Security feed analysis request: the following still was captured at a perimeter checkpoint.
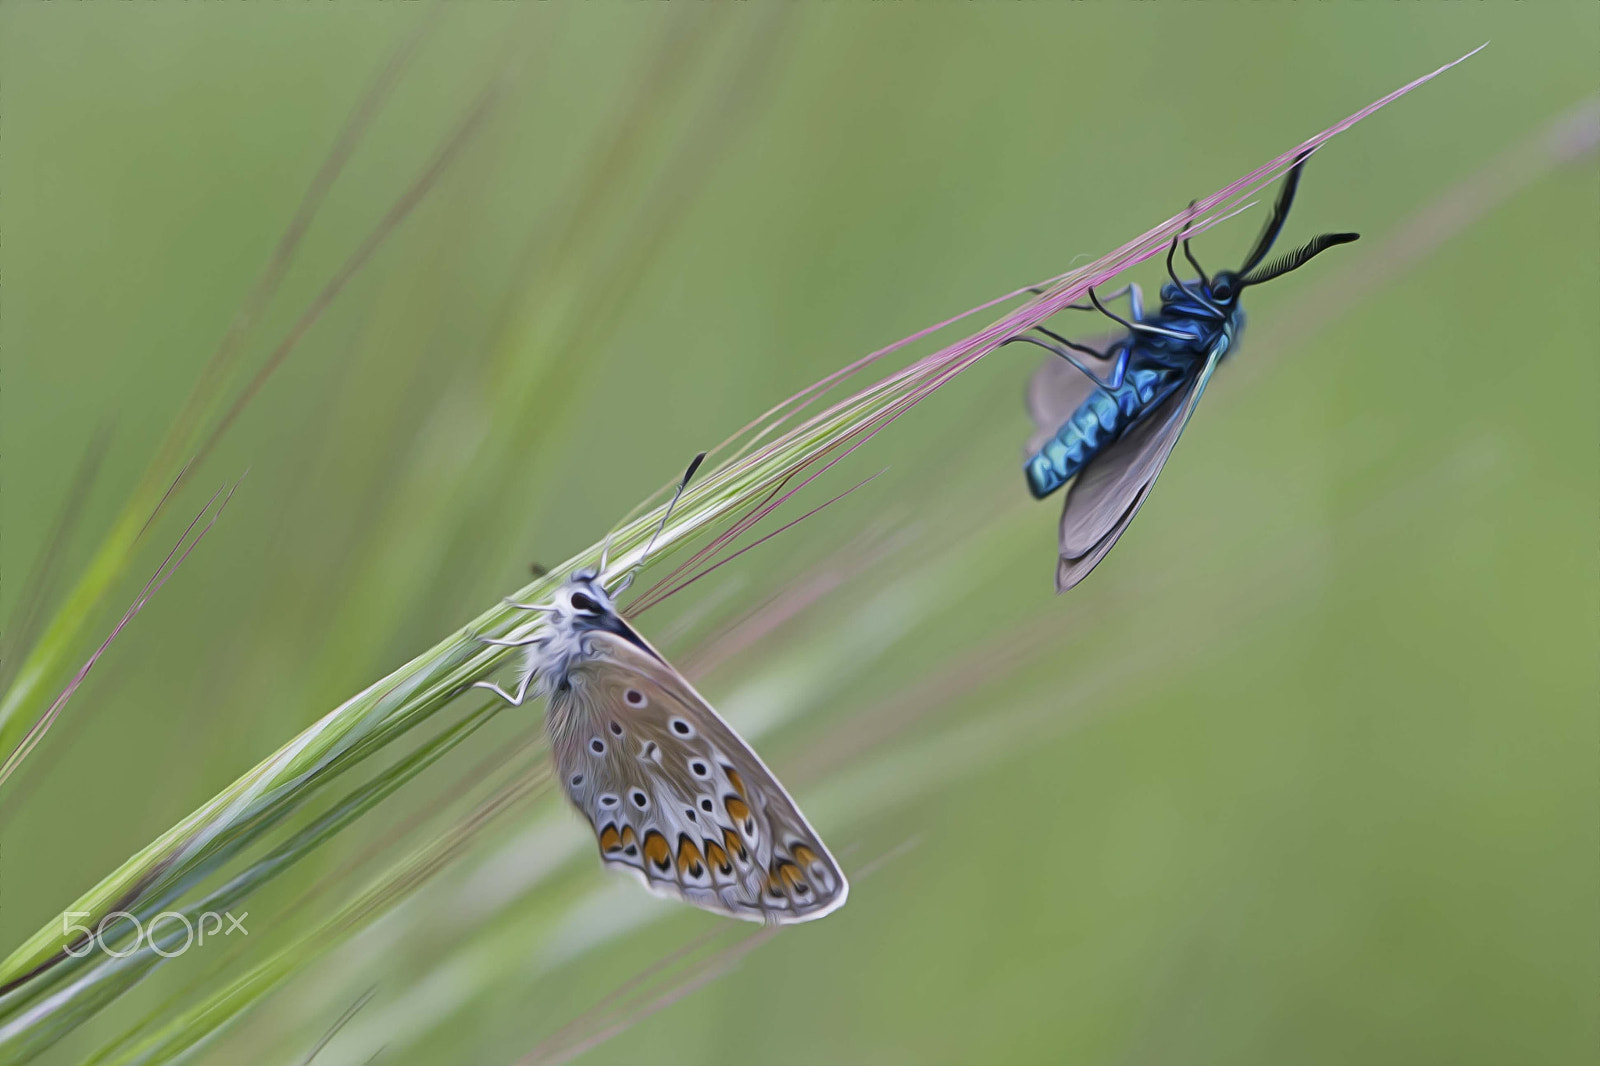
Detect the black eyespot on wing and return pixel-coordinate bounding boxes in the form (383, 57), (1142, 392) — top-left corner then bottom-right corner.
(590, 738), (606, 755)
(609, 721), (623, 736)
(630, 790), (649, 809)
(690, 760), (708, 777)
(685, 807), (697, 821)
(598, 793), (619, 809)
(570, 774), (584, 787)
(625, 689), (646, 707)
(700, 798), (713, 812)
(671, 719), (692, 736)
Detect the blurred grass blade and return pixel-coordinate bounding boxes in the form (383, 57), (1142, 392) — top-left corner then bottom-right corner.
(185, 14), (439, 430)
(0, 480), (239, 793)
(81, 745), (548, 1066)
(188, 71), (504, 475)
(0, 699), (503, 1062)
(523, 928), (781, 1066)
(525, 836), (923, 1064)
(298, 988), (377, 1066)
(288, 12), (765, 704)
(0, 14), (478, 767)
(0, 423), (112, 695)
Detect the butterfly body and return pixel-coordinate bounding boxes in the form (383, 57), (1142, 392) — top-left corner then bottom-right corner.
(1015, 155), (1357, 591)
(480, 569), (848, 924)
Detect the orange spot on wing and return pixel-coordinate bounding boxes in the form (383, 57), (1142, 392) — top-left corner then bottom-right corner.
(598, 825), (622, 853)
(725, 796), (750, 824)
(620, 826), (638, 848)
(792, 845), (819, 867)
(704, 840), (731, 874)
(773, 860), (811, 897)
(676, 835), (706, 879)
(723, 827), (748, 863)
(724, 767), (746, 797)
(643, 830), (672, 872)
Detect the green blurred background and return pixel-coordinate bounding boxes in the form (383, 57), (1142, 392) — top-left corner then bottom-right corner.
(2, 3), (1595, 1064)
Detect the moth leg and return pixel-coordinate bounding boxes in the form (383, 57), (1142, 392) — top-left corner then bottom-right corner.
(1087, 286), (1189, 341)
(1166, 209), (1225, 315)
(1062, 283), (1144, 319)
(1000, 329), (1130, 391)
(1025, 282), (1141, 315)
(472, 673), (533, 706)
(1035, 325), (1132, 389)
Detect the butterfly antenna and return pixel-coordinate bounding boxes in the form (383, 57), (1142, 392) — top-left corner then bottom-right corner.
(610, 451), (706, 596)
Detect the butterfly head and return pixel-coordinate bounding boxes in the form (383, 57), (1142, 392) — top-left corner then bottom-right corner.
(558, 569), (618, 626)
(525, 570), (629, 686)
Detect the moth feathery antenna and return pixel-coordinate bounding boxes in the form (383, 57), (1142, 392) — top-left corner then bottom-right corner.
(1237, 231), (1360, 288)
(1237, 149), (1312, 276)
(609, 451), (706, 597)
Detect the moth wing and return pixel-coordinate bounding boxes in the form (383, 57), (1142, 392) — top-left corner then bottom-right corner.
(1054, 350), (1222, 593)
(549, 629), (847, 924)
(1023, 338), (1119, 456)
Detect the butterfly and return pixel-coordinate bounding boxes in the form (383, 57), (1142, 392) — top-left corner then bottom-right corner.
(1013, 153), (1359, 592)
(473, 456), (847, 924)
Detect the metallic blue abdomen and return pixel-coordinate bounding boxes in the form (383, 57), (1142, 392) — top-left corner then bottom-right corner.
(1025, 364), (1187, 499)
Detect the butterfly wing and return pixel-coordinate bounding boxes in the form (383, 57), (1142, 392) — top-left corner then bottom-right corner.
(1053, 350), (1222, 593)
(547, 629), (847, 924)
(1023, 339), (1119, 456)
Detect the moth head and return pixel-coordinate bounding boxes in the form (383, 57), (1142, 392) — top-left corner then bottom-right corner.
(1206, 270), (1241, 308)
(1164, 155), (1356, 323)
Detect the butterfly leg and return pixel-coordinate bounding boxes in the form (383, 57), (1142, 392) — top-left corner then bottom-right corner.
(472, 672), (534, 706)
(504, 597), (557, 612)
(479, 634), (543, 647)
